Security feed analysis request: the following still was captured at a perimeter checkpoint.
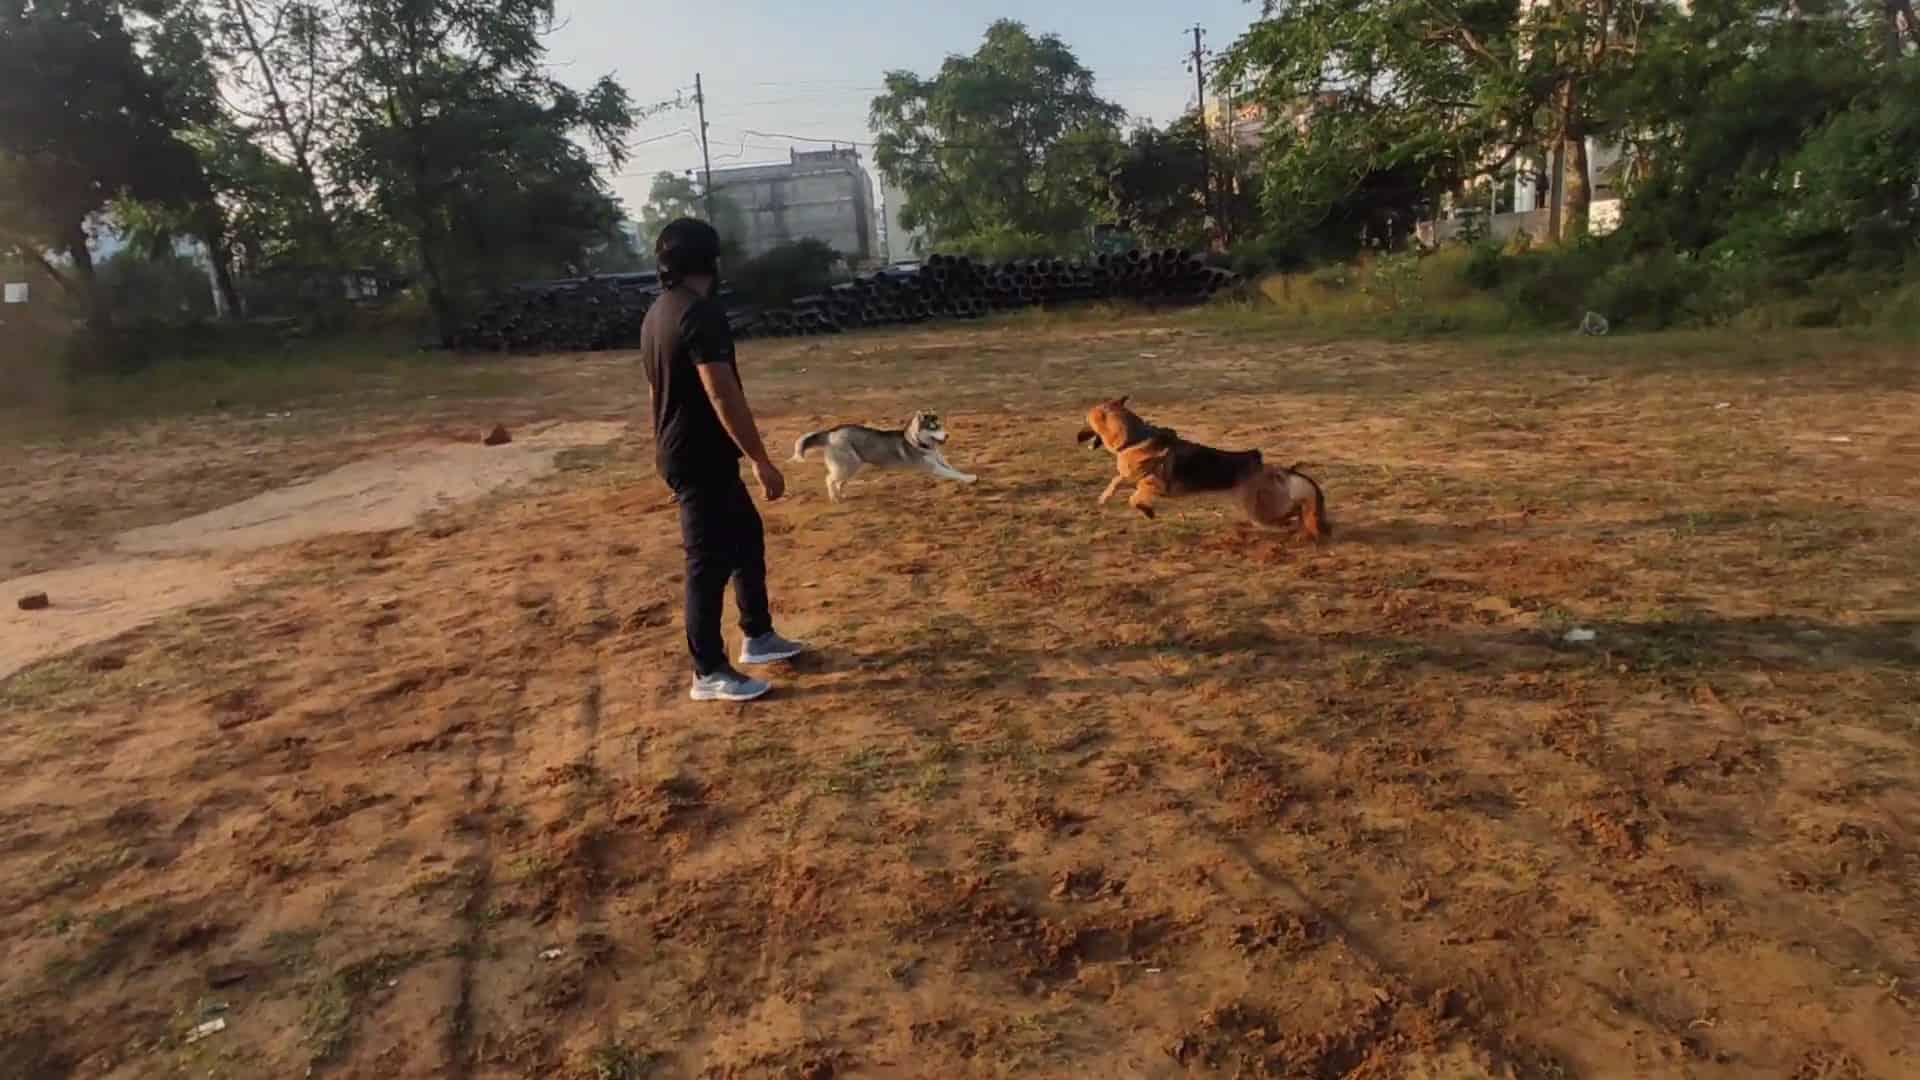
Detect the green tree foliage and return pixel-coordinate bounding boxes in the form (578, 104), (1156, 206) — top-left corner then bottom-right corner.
(636, 172), (747, 260)
(1219, 0), (1541, 255)
(331, 0), (639, 342)
(0, 0), (205, 327)
(1219, 0), (1665, 252)
(1102, 112), (1258, 250)
(870, 19), (1124, 251)
(1609, 0), (1916, 279)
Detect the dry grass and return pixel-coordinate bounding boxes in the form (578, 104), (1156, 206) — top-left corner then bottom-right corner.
(1, 313), (1917, 1078)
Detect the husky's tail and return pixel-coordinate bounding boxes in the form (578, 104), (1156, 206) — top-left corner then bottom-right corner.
(1241, 462), (1332, 541)
(791, 430), (830, 462)
(1290, 465), (1332, 541)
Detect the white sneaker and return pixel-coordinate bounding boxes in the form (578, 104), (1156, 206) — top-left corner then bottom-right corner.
(738, 631), (807, 666)
(689, 670), (771, 702)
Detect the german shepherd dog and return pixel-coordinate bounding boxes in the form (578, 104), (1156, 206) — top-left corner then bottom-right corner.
(1077, 397), (1331, 540)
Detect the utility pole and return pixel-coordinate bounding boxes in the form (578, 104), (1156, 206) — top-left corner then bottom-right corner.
(1189, 25), (1215, 246)
(694, 73), (715, 222)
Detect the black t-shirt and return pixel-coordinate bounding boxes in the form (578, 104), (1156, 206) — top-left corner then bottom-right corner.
(641, 285), (742, 487)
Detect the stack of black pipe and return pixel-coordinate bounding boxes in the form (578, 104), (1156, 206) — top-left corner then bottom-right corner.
(449, 250), (1237, 351)
(446, 272), (662, 353)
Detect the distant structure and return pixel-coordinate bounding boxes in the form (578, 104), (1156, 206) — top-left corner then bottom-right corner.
(706, 147), (879, 265)
(1202, 96), (1270, 150)
(879, 175), (925, 264)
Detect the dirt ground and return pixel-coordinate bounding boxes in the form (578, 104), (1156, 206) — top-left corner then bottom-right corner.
(2, 317), (1917, 1079)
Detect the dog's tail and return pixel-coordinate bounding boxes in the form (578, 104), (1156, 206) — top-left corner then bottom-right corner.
(1289, 465), (1332, 541)
(791, 429), (829, 462)
(1241, 463), (1332, 541)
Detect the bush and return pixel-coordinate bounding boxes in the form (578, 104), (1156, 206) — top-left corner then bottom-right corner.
(728, 240), (842, 306)
(1497, 241), (1616, 327)
(945, 225), (1062, 263)
(1308, 264), (1354, 292)
(1582, 252), (1713, 330)
(1226, 233), (1306, 279)
(1461, 242), (1503, 290)
(96, 252), (216, 325)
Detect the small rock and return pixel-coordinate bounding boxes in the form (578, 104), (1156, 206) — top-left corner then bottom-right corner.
(17, 592), (50, 611)
(184, 1017), (226, 1044)
(484, 424), (513, 446)
(539, 947), (564, 961)
(513, 586), (553, 609)
(1564, 628), (1598, 644)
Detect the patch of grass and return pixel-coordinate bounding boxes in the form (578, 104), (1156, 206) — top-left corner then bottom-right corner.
(977, 721), (1048, 782)
(265, 928), (322, 975)
(555, 444), (619, 473)
(406, 865), (483, 901)
(35, 844), (142, 901)
(585, 1040), (665, 1079)
(819, 746), (900, 798)
(302, 950), (424, 1065)
(41, 903), (163, 989)
(0, 659), (93, 712)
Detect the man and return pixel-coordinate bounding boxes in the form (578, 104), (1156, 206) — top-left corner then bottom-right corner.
(642, 218), (806, 702)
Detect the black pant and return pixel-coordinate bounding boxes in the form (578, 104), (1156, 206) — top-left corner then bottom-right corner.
(673, 474), (772, 677)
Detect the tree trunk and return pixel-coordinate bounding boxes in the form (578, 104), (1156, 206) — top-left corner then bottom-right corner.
(1561, 76), (1591, 241)
(417, 235), (454, 347)
(64, 222), (112, 330)
(1547, 137), (1564, 244)
(1884, 0), (1918, 59)
(1565, 134), (1591, 240)
(198, 212), (245, 321)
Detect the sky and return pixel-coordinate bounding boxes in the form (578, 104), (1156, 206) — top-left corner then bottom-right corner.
(545, 1), (1265, 217)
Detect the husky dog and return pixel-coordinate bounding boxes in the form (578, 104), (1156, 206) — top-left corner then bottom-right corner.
(791, 410), (978, 501)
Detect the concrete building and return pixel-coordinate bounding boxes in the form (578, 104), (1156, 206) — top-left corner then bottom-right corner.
(706, 147), (879, 264)
(1202, 97), (1271, 150)
(879, 176), (926, 264)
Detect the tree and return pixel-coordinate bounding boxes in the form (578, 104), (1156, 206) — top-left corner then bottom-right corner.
(1219, 0), (1541, 252)
(0, 0), (204, 327)
(200, 0), (358, 313)
(1608, 0), (1913, 273)
(870, 19), (1124, 251)
(636, 172), (746, 260)
(132, 0), (248, 319)
(1102, 113), (1258, 249)
(1219, 0), (1666, 248)
(332, 0), (638, 342)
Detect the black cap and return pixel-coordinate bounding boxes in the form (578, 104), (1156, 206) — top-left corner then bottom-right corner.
(655, 217), (721, 285)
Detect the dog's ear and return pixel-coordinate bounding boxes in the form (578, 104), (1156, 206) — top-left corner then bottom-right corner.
(1116, 395), (1130, 407)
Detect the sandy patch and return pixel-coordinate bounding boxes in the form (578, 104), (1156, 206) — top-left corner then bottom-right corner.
(115, 420), (625, 556)
(1, 419), (624, 677)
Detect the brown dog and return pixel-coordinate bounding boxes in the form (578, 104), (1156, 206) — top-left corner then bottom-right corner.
(1076, 397), (1331, 540)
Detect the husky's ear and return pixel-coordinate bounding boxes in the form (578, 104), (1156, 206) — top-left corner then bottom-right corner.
(1116, 395), (1130, 407)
